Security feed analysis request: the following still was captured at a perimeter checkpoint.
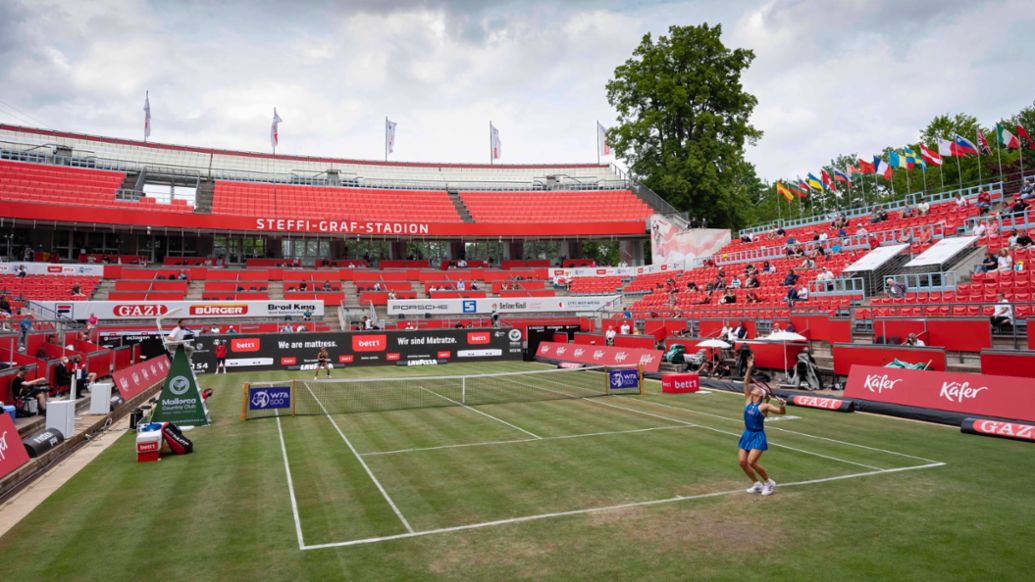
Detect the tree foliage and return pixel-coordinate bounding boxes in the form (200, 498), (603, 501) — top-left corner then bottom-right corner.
(606, 24), (761, 229)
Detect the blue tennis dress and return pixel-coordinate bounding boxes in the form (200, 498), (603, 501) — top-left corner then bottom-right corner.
(738, 402), (768, 451)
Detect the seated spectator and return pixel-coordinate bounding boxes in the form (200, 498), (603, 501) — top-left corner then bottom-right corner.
(955, 193), (968, 209)
(997, 248), (1014, 273)
(776, 227), (786, 236)
(977, 251), (999, 273)
(763, 260), (776, 274)
(884, 278), (906, 299)
(236, 285), (245, 292)
(227, 325), (238, 334)
(902, 205), (915, 218)
(977, 190), (992, 213)
(785, 286), (800, 306)
(298, 281), (308, 292)
(729, 276), (742, 289)
(800, 257), (816, 270)
(686, 281), (698, 291)
(745, 274), (759, 288)
(782, 269), (799, 286)
(917, 200), (931, 215)
(991, 293), (1014, 331)
(1016, 230), (1034, 248)
(972, 221), (988, 238)
(796, 284), (809, 302)
(727, 321), (748, 341)
(855, 225), (869, 237)
(323, 281), (332, 291)
(16, 264), (27, 278)
(280, 323), (293, 332)
(1020, 178), (1035, 200)
(720, 290), (737, 304)
(605, 326), (616, 346)
(13, 367), (49, 412)
(1012, 196), (1029, 215)
(302, 309), (312, 322)
(0, 295), (11, 315)
(745, 290), (762, 304)
(71, 284), (86, 297)
(902, 333), (925, 347)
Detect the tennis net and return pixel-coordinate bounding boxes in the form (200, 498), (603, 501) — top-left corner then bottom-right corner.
(242, 365), (637, 419)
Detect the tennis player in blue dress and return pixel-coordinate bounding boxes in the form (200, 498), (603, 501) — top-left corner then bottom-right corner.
(739, 355), (786, 496)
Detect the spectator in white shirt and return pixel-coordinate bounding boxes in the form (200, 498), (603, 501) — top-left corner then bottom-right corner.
(955, 194), (967, 208)
(619, 322), (631, 335)
(991, 293), (1014, 331)
(166, 319), (194, 356)
(997, 249), (1014, 273)
(973, 222), (987, 238)
(605, 326), (617, 346)
(902, 333), (925, 347)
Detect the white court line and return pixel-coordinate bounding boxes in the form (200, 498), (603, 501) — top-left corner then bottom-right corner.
(300, 461), (945, 551)
(304, 382), (415, 533)
(638, 392), (943, 465)
(276, 412), (306, 550)
(419, 386), (542, 439)
(362, 423), (694, 457)
(519, 375), (886, 472)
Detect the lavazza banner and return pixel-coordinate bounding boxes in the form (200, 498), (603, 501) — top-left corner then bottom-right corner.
(386, 295), (620, 316)
(845, 365), (1035, 423)
(35, 300), (324, 320)
(190, 328), (523, 373)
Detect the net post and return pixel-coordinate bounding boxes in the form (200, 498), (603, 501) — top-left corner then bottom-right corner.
(241, 383), (249, 421)
(604, 366), (610, 396)
(462, 376), (466, 404)
(638, 364), (644, 395)
(291, 379), (297, 417)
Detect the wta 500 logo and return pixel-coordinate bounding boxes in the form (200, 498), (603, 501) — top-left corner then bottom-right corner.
(862, 374), (903, 394)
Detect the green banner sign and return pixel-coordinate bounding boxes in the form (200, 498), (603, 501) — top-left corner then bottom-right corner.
(151, 346), (209, 426)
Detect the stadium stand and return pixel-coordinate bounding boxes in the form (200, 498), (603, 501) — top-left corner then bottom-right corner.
(460, 190), (652, 223)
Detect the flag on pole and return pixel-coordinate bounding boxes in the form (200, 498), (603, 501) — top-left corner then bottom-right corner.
(143, 91), (151, 140)
(903, 146), (923, 169)
(490, 122), (502, 160)
(833, 167), (850, 184)
(953, 134), (980, 156)
(596, 122), (612, 157)
(977, 129), (992, 155)
(271, 108), (283, 149)
(846, 164), (861, 177)
(937, 138), (955, 158)
(888, 150), (907, 169)
(996, 123), (1020, 149)
(385, 118), (397, 154)
(806, 173), (825, 191)
(1017, 124), (1034, 149)
(795, 176), (811, 197)
(918, 143), (943, 166)
(821, 169), (837, 191)
(858, 158), (875, 174)
(873, 156), (893, 180)
(776, 181), (794, 202)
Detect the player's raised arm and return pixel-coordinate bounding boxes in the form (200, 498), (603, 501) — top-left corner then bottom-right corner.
(763, 396), (787, 416)
(743, 354), (754, 399)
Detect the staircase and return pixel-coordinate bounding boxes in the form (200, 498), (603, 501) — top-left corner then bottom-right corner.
(448, 190), (475, 223)
(267, 281), (285, 299)
(185, 281), (204, 300)
(91, 279), (115, 300)
(118, 171), (142, 199)
(194, 180), (215, 213)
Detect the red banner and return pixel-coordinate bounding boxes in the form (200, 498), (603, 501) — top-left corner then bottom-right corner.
(535, 341), (662, 372)
(0, 412), (31, 480)
(112, 357), (170, 401)
(962, 418), (1035, 443)
(845, 365), (1035, 423)
(661, 373), (699, 393)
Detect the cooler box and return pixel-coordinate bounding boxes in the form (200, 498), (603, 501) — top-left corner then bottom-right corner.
(46, 400), (76, 439)
(89, 382), (113, 415)
(136, 427), (163, 463)
(662, 373), (700, 394)
(3, 404), (15, 424)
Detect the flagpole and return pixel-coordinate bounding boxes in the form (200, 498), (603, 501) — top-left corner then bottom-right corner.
(385, 116), (388, 162)
(995, 126), (1004, 184)
(955, 153), (963, 190)
(975, 129), (984, 188)
(596, 121), (600, 165)
(489, 121), (493, 165)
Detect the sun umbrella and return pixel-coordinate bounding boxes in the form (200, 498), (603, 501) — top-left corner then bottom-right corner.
(697, 338), (732, 349)
(760, 330), (807, 374)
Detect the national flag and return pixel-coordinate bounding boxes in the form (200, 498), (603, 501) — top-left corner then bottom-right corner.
(903, 146), (923, 169)
(143, 91), (151, 140)
(938, 138), (954, 158)
(846, 164), (861, 177)
(806, 173), (826, 191)
(490, 122), (502, 160)
(888, 150), (908, 169)
(821, 169), (836, 191)
(953, 134), (980, 156)
(977, 129), (992, 155)
(776, 181), (794, 202)
(858, 158), (875, 174)
(271, 108), (283, 149)
(1017, 124), (1034, 149)
(996, 123), (1020, 149)
(795, 176), (811, 197)
(788, 182), (808, 198)
(833, 168), (850, 184)
(385, 118), (397, 154)
(597, 122), (612, 157)
(873, 156), (893, 180)
(918, 143), (943, 166)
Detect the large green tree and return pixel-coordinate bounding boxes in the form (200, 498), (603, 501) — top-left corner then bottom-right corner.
(606, 24), (761, 229)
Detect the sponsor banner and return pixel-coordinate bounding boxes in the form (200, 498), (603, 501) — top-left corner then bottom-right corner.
(661, 373), (699, 394)
(150, 345), (209, 426)
(396, 359), (447, 367)
(387, 295), (620, 316)
(248, 386), (292, 411)
(0, 413), (32, 480)
(787, 394), (854, 412)
(190, 328), (521, 372)
(845, 365), (1035, 423)
(0, 261), (104, 277)
(649, 216), (731, 266)
(609, 368), (641, 391)
(112, 356), (171, 401)
(535, 341), (662, 373)
(548, 263), (687, 280)
(961, 417), (1035, 444)
(36, 300), (324, 321)
(97, 330), (167, 359)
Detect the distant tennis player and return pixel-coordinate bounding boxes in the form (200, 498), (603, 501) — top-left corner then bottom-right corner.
(314, 346), (331, 380)
(739, 355), (786, 496)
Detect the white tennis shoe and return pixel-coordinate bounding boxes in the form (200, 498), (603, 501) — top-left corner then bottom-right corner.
(746, 481), (763, 494)
(761, 479), (776, 496)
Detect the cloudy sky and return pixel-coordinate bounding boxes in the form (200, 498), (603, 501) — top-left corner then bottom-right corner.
(0, 0), (1032, 181)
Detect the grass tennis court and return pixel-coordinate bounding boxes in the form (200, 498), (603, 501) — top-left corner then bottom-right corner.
(1, 361), (1032, 580)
